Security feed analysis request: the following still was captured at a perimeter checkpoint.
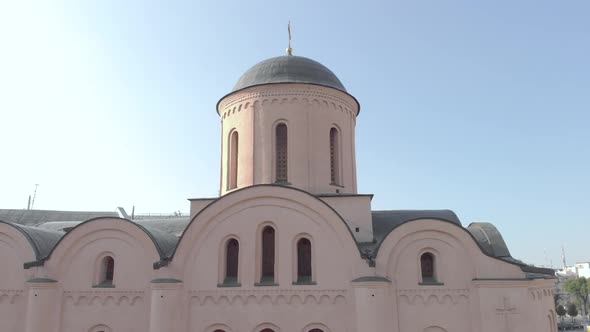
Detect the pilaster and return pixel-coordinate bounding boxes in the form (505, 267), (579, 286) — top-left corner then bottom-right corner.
(149, 278), (184, 332)
(24, 278), (61, 332)
(352, 276), (396, 332)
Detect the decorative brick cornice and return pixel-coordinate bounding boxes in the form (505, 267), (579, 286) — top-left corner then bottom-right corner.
(189, 288), (348, 306)
(397, 288), (470, 305)
(218, 86), (358, 120)
(63, 290), (145, 306)
(0, 289), (24, 304)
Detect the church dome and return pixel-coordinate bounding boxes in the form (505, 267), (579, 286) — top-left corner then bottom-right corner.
(232, 55), (347, 92)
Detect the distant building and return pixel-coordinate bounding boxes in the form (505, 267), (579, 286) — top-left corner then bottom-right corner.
(0, 50), (556, 332)
(575, 262), (590, 278)
(556, 262), (590, 279)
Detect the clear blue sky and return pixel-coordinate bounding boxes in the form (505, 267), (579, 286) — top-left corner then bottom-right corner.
(1, 1), (588, 267)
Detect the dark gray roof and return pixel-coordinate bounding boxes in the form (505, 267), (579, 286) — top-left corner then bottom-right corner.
(37, 217), (190, 237)
(232, 55), (347, 92)
(15, 217), (182, 266)
(466, 222), (511, 257)
(465, 223), (554, 276)
(41, 218), (180, 261)
(0, 220), (64, 261)
(136, 224), (179, 259)
(360, 210), (462, 257)
(36, 221), (81, 232)
(133, 217), (190, 237)
(0, 209), (118, 226)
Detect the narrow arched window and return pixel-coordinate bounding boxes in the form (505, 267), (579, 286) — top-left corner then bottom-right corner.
(261, 226), (275, 284)
(105, 257), (114, 282)
(213, 330), (226, 332)
(261, 329), (275, 332)
(224, 239), (239, 285)
(297, 238), (312, 284)
(309, 329), (324, 332)
(329, 127), (340, 184)
(228, 130), (239, 190)
(95, 256), (115, 287)
(275, 123), (288, 182)
(420, 252), (435, 283)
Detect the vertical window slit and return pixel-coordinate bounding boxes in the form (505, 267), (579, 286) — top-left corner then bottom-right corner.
(228, 130), (239, 190)
(330, 127), (340, 184)
(276, 123), (288, 182)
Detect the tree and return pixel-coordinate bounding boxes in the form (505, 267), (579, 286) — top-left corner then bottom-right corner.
(556, 304), (567, 320)
(567, 303), (578, 322)
(564, 277), (589, 317)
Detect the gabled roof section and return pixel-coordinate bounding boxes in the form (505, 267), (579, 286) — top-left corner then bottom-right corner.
(0, 220), (64, 261)
(37, 217), (190, 237)
(360, 210), (461, 258)
(0, 209), (118, 226)
(357, 211), (553, 278)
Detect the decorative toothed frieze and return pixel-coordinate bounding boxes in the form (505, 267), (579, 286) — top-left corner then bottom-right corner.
(63, 290), (145, 306)
(0, 289), (24, 304)
(219, 88), (357, 120)
(397, 288), (470, 305)
(189, 288), (348, 306)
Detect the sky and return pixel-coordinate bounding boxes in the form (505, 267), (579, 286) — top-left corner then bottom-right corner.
(0, 1), (588, 267)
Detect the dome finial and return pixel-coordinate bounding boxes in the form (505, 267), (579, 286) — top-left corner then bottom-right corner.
(286, 21), (293, 56)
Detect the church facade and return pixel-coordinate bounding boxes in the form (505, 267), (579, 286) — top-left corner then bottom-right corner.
(0, 53), (556, 332)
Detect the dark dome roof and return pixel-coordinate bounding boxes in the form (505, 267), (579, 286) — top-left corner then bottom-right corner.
(232, 55), (347, 92)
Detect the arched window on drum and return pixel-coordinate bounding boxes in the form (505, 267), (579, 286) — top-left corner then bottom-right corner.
(329, 127), (341, 185)
(227, 130), (239, 190)
(275, 123), (288, 183)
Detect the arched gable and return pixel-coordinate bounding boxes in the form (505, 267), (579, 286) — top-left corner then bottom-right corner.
(374, 219), (524, 284)
(172, 185), (363, 287)
(0, 220), (41, 266)
(0, 220), (63, 265)
(0, 221), (38, 332)
(43, 217), (167, 287)
(45, 217), (177, 263)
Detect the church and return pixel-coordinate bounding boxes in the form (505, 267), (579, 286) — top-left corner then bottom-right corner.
(0, 48), (556, 332)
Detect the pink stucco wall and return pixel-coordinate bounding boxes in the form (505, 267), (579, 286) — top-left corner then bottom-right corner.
(0, 187), (556, 332)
